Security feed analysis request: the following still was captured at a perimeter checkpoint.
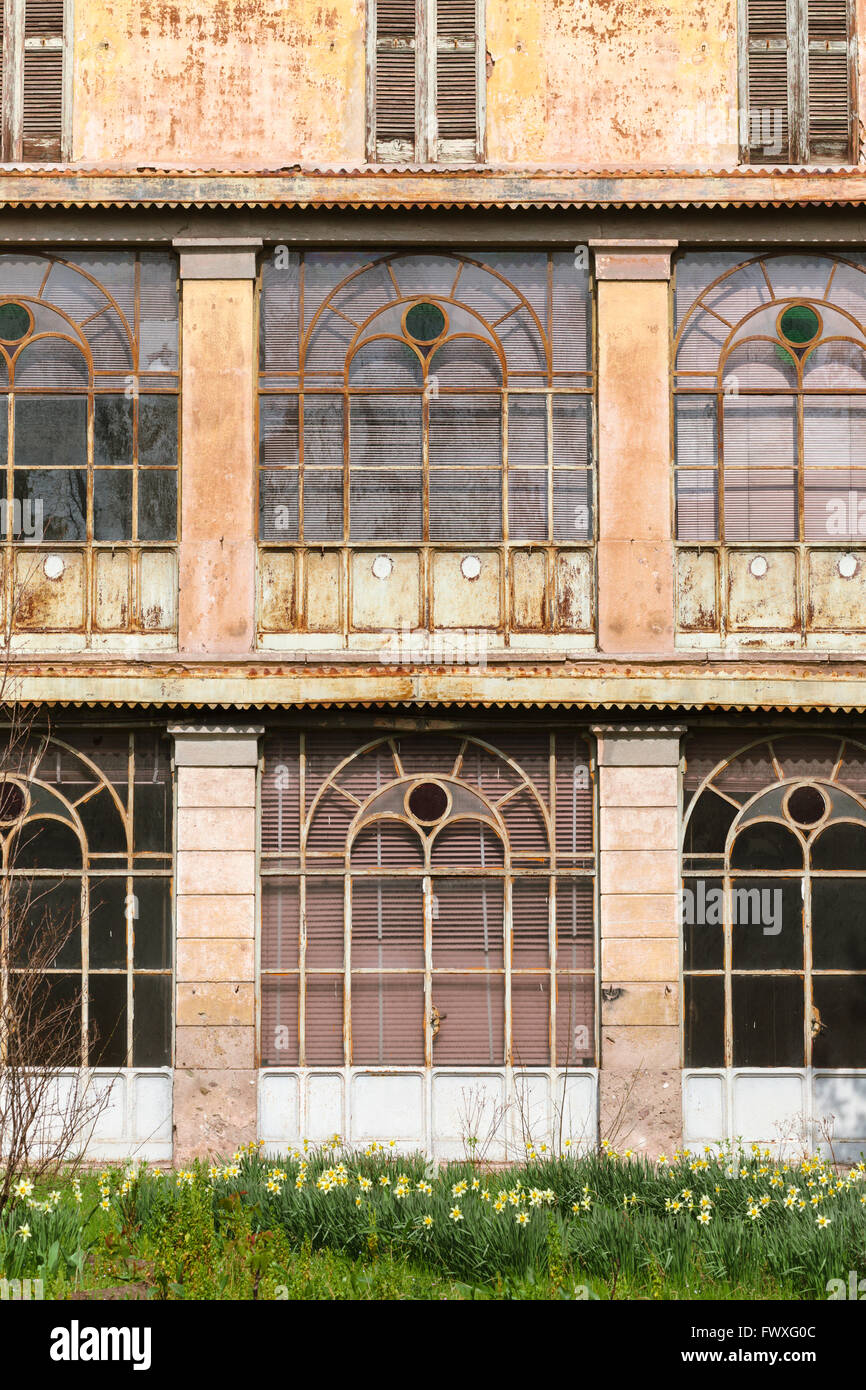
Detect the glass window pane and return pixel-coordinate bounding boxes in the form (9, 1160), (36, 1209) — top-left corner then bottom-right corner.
(682, 876), (724, 969)
(259, 470), (298, 541)
(14, 468), (86, 541)
(94, 395), (133, 467)
(133, 974), (172, 1066)
(430, 975), (504, 1065)
(811, 976), (866, 1067)
(731, 878), (802, 969)
(684, 790), (738, 855)
(305, 975), (344, 1064)
(132, 877), (172, 970)
(93, 469), (133, 541)
(351, 974), (424, 1064)
(14, 397), (86, 469)
(88, 973), (127, 1066)
(555, 973), (594, 1066)
(684, 974), (724, 1067)
(76, 783), (128, 854)
(9, 971), (80, 1066)
(732, 974), (804, 1067)
(138, 396), (178, 467)
(261, 976), (299, 1065)
(512, 975), (550, 1065)
(88, 877), (128, 969)
(730, 822), (803, 870)
(10, 876), (82, 968)
(137, 470), (177, 540)
(811, 878), (866, 970)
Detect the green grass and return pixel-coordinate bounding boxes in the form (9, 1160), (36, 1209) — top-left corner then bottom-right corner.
(1, 1139), (864, 1300)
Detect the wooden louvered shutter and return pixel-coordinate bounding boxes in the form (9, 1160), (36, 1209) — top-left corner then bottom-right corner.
(742, 0), (792, 161)
(434, 0), (482, 162)
(806, 0), (853, 160)
(1, 0), (66, 160)
(22, 0), (64, 160)
(369, 0), (419, 161)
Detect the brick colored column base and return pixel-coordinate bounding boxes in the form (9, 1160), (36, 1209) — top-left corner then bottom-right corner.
(595, 724), (684, 1156)
(170, 725), (261, 1161)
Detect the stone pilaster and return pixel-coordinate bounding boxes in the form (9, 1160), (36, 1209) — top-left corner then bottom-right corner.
(594, 724), (683, 1155)
(170, 724), (262, 1160)
(591, 240), (677, 654)
(174, 239), (261, 655)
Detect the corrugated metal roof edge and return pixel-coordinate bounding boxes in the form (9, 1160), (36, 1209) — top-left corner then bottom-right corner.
(11, 697), (866, 715)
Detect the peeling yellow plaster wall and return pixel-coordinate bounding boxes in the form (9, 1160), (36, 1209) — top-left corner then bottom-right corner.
(73, 0), (366, 167)
(487, 0), (739, 168)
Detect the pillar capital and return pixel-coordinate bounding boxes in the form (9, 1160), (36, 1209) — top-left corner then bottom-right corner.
(589, 239), (677, 281)
(172, 237), (263, 280)
(169, 725), (263, 766)
(592, 725), (685, 767)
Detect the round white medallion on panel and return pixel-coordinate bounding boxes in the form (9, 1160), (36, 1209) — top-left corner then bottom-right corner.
(838, 553), (858, 579)
(749, 555), (768, 578)
(43, 555), (64, 580)
(461, 554), (482, 580)
(371, 554), (393, 581)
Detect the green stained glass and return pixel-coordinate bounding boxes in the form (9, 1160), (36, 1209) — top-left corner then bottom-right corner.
(405, 302), (446, 343)
(0, 303), (31, 342)
(779, 304), (820, 344)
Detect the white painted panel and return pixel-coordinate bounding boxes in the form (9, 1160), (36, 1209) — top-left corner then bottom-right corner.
(82, 1073), (126, 1143)
(732, 1072), (806, 1144)
(133, 1073), (172, 1144)
(306, 1072), (344, 1140)
(351, 1073), (425, 1142)
(259, 1071), (300, 1146)
(683, 1072), (725, 1144)
(431, 1072), (507, 1160)
(813, 1073), (866, 1144)
(512, 1072), (550, 1151)
(560, 1074), (598, 1150)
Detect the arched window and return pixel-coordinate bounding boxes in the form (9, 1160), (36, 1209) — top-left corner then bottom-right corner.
(257, 250), (594, 637)
(0, 729), (173, 1067)
(0, 252), (179, 638)
(260, 727), (596, 1069)
(674, 253), (866, 547)
(682, 732), (866, 1070)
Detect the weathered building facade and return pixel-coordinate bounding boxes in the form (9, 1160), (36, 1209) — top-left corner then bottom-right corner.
(1, 0), (866, 1162)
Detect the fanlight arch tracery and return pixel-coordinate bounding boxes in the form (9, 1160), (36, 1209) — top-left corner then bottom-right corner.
(261, 728), (597, 1070)
(258, 250), (594, 546)
(0, 729), (173, 1068)
(682, 732), (866, 1070)
(674, 253), (866, 545)
(0, 251), (179, 572)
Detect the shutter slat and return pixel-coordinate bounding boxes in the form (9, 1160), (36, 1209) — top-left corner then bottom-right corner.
(375, 0), (417, 154)
(375, 49), (416, 144)
(807, 50), (850, 157)
(807, 0), (848, 39)
(436, 1), (477, 151)
(24, 0), (64, 37)
(746, 0), (791, 162)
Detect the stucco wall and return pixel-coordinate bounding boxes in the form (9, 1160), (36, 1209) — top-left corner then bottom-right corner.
(69, 0), (748, 169)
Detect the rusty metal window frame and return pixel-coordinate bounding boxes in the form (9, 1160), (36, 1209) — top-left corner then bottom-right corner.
(672, 250), (866, 637)
(366, 0), (486, 163)
(0, 249), (180, 636)
(257, 248), (596, 637)
(682, 732), (866, 1069)
(259, 726), (598, 1069)
(1, 0), (73, 163)
(0, 727), (173, 1069)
